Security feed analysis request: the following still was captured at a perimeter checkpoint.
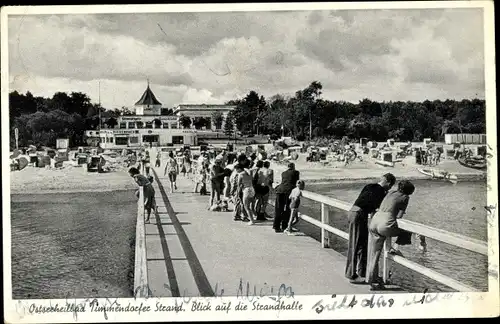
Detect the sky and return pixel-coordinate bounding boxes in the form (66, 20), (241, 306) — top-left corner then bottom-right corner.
(7, 7), (485, 110)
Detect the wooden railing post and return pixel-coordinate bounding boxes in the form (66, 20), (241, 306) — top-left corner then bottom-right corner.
(382, 237), (392, 284)
(321, 203), (330, 248)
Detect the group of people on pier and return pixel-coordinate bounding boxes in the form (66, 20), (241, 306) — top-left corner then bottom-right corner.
(128, 146), (426, 290)
(182, 149), (304, 234)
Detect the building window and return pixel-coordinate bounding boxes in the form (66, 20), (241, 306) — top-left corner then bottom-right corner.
(137, 121), (144, 129)
(142, 135), (159, 143)
(119, 122), (127, 129)
(115, 137), (128, 145)
(172, 136), (184, 145)
(128, 122), (136, 129)
(145, 121), (153, 129)
(162, 122), (169, 129)
(170, 123), (178, 129)
(129, 137), (139, 144)
(110, 137), (114, 143)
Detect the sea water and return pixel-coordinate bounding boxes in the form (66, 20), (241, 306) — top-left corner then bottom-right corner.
(297, 180), (488, 292)
(11, 190), (137, 299)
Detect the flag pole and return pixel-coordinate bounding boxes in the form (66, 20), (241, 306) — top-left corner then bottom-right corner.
(99, 81), (102, 130)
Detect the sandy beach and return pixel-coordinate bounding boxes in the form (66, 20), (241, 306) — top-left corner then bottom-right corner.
(9, 152), (485, 195)
(270, 154), (486, 184)
(9, 164), (136, 195)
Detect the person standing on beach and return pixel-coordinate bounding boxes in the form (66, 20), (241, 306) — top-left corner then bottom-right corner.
(129, 167), (156, 223)
(345, 173), (396, 283)
(273, 163), (300, 233)
(164, 151), (179, 193)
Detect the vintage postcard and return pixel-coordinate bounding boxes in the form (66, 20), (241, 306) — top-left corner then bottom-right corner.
(2, 1), (498, 322)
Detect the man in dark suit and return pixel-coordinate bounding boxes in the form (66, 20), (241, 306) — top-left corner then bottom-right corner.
(273, 162), (300, 233)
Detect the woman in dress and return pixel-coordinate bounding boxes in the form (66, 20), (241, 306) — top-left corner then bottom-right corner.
(365, 180), (416, 290)
(129, 167), (156, 223)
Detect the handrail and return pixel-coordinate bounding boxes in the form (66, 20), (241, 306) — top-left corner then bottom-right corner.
(297, 189), (487, 292)
(397, 218), (487, 255)
(134, 186), (149, 297)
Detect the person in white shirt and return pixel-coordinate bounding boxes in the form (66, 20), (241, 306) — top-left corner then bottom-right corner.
(284, 180), (305, 235)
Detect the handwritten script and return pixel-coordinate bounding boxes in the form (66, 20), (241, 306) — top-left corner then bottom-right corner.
(14, 287), (483, 321)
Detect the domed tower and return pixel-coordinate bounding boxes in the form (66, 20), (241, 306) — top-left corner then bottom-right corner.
(134, 80), (162, 115)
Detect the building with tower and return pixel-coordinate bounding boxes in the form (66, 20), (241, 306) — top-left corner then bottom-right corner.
(85, 82), (236, 149)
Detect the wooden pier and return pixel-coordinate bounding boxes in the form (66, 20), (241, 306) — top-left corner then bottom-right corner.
(134, 165), (404, 297)
(133, 164), (487, 297)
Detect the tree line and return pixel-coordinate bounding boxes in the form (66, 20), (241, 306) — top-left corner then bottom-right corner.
(226, 81), (486, 142)
(8, 82), (486, 149)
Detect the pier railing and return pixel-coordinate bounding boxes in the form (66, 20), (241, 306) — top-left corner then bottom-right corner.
(299, 190), (488, 292)
(134, 186), (149, 297)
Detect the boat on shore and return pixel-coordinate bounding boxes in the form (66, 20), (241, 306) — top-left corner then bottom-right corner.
(375, 160), (394, 167)
(417, 167), (458, 182)
(457, 157), (487, 170)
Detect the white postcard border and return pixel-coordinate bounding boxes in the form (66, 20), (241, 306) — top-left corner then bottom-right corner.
(2, 1), (498, 322)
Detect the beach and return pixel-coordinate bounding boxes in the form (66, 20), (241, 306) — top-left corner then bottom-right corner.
(269, 154), (486, 183)
(9, 151), (486, 195)
(9, 164), (136, 195)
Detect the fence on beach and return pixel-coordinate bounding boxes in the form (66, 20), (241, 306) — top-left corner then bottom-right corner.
(299, 190), (488, 292)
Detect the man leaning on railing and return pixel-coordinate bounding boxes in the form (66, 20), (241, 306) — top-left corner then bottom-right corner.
(345, 173), (396, 284)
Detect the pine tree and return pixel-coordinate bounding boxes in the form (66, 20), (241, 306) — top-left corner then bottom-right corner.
(224, 111), (235, 137)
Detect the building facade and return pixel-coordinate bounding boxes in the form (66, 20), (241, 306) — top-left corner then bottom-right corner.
(173, 104), (236, 131)
(86, 83), (236, 149)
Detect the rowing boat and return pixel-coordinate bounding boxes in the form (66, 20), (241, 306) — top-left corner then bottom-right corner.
(458, 157), (487, 170)
(418, 168), (458, 182)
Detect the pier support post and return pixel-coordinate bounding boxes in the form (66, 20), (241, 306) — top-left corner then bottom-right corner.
(321, 203), (330, 248)
(382, 238), (391, 284)
(134, 186), (150, 298)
